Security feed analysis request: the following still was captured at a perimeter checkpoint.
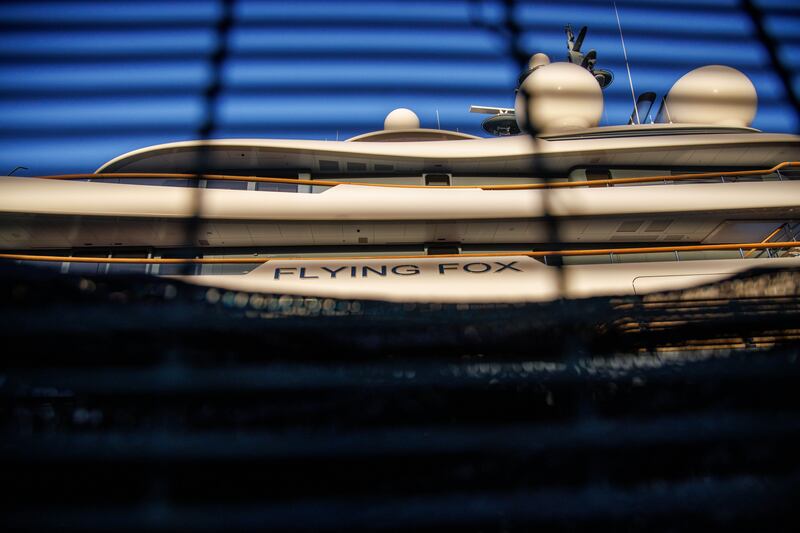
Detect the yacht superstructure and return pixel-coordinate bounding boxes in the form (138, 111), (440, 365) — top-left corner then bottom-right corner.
(1, 26), (798, 302)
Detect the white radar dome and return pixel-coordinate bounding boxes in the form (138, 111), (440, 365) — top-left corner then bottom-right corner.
(515, 62), (603, 134)
(664, 65), (757, 127)
(384, 108), (420, 130)
(528, 53), (551, 70)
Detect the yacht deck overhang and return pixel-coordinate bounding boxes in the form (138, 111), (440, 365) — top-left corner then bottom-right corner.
(95, 127), (800, 177)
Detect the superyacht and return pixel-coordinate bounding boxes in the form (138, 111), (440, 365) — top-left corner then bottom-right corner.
(1, 26), (798, 303)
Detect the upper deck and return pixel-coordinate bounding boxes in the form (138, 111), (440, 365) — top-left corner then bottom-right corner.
(95, 124), (800, 179)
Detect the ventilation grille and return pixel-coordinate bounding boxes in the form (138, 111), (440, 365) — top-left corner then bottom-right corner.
(646, 220), (674, 232)
(617, 220), (645, 233)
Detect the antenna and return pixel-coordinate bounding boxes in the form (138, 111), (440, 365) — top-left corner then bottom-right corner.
(8, 166), (28, 176)
(563, 25), (613, 89)
(436, 109), (441, 130)
(614, 2), (639, 124)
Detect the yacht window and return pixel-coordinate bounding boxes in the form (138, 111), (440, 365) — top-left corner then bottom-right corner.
(197, 254), (262, 275)
(67, 249), (107, 275)
(778, 169), (800, 179)
(347, 162), (367, 172)
(17, 253), (63, 272)
(158, 251), (200, 275)
(256, 182), (298, 193)
(108, 251), (149, 274)
(586, 169), (611, 187)
(206, 179), (247, 190)
(427, 244), (461, 255)
(375, 164), (394, 172)
(319, 160), (339, 171)
(424, 174), (451, 186)
(164, 179), (190, 187)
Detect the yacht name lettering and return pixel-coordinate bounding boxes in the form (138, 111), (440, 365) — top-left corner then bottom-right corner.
(273, 261), (522, 280)
(437, 261), (521, 274)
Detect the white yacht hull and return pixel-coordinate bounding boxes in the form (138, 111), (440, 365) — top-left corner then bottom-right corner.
(178, 256), (800, 303)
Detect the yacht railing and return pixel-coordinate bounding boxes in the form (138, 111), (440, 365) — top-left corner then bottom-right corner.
(2, 241), (798, 266)
(24, 161), (800, 191)
(745, 223), (800, 258)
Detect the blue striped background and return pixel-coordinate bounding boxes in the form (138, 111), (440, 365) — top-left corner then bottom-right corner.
(1, 0), (798, 174)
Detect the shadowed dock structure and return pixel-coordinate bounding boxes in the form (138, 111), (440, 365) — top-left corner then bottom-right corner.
(2, 264), (799, 531)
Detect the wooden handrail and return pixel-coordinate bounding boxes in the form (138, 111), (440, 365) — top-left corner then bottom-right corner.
(1, 241), (797, 264)
(24, 161), (800, 191)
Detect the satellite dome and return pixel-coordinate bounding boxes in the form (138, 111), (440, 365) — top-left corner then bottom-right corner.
(664, 65), (757, 127)
(384, 108), (420, 130)
(515, 62), (603, 134)
(518, 53), (552, 87)
(528, 53), (551, 70)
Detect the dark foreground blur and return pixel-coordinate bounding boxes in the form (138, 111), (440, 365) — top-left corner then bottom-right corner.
(1, 264), (799, 531)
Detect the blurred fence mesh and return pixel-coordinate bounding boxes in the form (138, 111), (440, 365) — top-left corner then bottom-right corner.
(2, 1), (800, 530)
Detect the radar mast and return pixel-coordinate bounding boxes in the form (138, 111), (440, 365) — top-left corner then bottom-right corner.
(474, 25), (613, 136)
